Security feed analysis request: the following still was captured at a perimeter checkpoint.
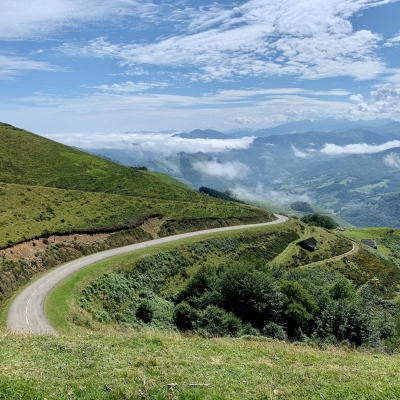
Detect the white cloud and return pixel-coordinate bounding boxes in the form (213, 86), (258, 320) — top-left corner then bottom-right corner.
(0, 0), (160, 41)
(384, 34), (400, 47)
(46, 132), (255, 160)
(321, 140), (400, 155)
(350, 94), (364, 102)
(58, 0), (392, 82)
(383, 152), (400, 168)
(192, 160), (251, 180)
(291, 145), (310, 158)
(0, 54), (62, 78)
(87, 81), (169, 93)
(235, 117), (257, 124)
(232, 182), (311, 205)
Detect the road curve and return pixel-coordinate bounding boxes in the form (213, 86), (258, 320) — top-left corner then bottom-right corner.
(7, 214), (288, 334)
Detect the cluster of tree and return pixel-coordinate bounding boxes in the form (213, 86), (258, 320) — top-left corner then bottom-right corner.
(199, 186), (245, 204)
(172, 264), (399, 347)
(290, 201), (314, 213)
(300, 213), (338, 229)
(131, 166), (148, 171)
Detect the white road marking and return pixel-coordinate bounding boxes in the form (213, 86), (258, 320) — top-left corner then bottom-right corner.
(8, 215), (289, 334)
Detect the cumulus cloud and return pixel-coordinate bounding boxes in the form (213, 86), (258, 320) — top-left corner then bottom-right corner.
(383, 152), (400, 168)
(350, 94), (364, 102)
(291, 145), (310, 158)
(49, 132), (255, 161)
(371, 86), (400, 112)
(232, 183), (311, 205)
(235, 117), (257, 124)
(192, 160), (251, 180)
(321, 140), (400, 155)
(384, 34), (400, 47)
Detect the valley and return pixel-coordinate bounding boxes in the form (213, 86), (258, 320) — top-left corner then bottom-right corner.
(1, 122), (400, 399)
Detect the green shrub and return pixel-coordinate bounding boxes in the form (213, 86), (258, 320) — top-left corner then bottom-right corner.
(195, 305), (242, 337)
(218, 265), (283, 329)
(300, 214), (338, 229)
(136, 300), (154, 324)
(173, 302), (198, 331)
(263, 322), (287, 340)
(316, 300), (377, 346)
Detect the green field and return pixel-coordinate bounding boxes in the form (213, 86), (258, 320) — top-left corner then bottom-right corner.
(1, 330), (400, 399)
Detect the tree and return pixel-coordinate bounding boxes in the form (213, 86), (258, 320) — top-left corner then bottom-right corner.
(218, 265), (283, 329)
(300, 214), (338, 229)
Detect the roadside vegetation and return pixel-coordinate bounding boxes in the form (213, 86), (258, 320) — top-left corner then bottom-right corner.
(0, 221), (394, 399)
(44, 220), (400, 352)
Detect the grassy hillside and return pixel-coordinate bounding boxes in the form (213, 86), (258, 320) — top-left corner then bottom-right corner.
(0, 122), (211, 200)
(0, 122), (273, 247)
(0, 122), (274, 308)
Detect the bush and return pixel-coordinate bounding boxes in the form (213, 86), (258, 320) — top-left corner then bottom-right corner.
(136, 300), (154, 324)
(241, 323), (260, 336)
(300, 214), (338, 229)
(195, 305), (242, 337)
(218, 265), (283, 329)
(173, 302), (198, 331)
(279, 280), (319, 337)
(290, 201), (314, 213)
(263, 322), (287, 340)
(316, 300), (377, 346)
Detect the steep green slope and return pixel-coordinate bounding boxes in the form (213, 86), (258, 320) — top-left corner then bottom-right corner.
(0, 182), (266, 248)
(0, 123), (213, 200)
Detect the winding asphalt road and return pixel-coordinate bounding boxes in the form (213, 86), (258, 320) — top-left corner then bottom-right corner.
(7, 214), (288, 334)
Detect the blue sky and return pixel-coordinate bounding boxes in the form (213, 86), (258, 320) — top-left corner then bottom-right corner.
(1, 0), (400, 136)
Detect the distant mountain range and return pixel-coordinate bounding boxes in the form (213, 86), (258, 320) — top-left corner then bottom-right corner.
(81, 118), (400, 227)
(169, 118), (399, 139)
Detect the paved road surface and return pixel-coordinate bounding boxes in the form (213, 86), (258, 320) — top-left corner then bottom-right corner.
(7, 214), (288, 334)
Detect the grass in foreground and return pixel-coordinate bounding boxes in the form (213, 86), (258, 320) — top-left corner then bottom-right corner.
(0, 330), (399, 399)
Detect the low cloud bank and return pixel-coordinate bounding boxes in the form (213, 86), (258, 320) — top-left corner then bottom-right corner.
(384, 152), (400, 168)
(321, 141), (400, 155)
(192, 160), (250, 180)
(291, 145), (310, 158)
(49, 132), (255, 160)
(232, 183), (311, 205)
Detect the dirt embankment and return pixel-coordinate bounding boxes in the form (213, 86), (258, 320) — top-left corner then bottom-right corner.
(0, 232), (110, 263)
(1, 215), (268, 308)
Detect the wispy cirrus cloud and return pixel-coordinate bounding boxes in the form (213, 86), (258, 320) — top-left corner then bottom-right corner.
(0, 54), (62, 78)
(87, 81), (169, 93)
(58, 0), (393, 82)
(0, 0), (161, 41)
